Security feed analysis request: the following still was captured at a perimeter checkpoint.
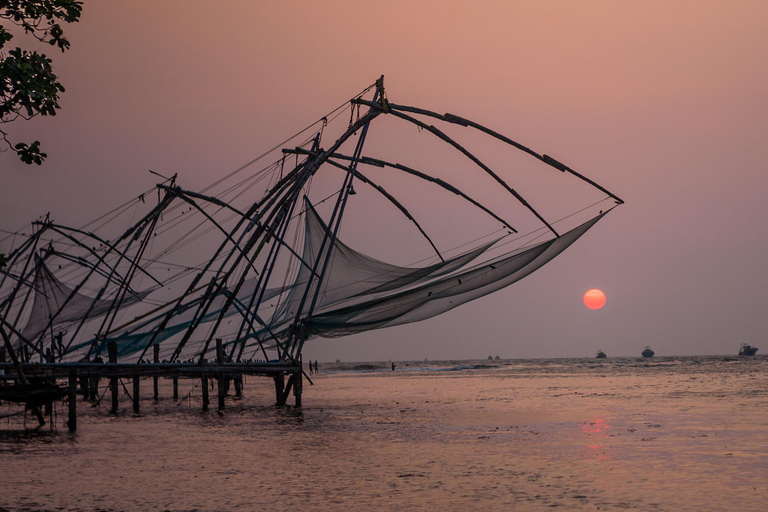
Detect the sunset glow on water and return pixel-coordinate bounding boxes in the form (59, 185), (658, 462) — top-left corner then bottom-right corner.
(2, 357), (766, 510)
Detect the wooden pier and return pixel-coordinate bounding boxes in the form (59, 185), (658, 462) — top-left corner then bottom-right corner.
(0, 358), (305, 431)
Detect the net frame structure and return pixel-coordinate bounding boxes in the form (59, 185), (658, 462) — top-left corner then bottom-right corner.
(0, 77), (623, 408)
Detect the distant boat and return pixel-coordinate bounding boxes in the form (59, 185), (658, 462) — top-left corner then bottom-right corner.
(739, 343), (758, 356)
(596, 350), (607, 358)
(642, 346), (655, 358)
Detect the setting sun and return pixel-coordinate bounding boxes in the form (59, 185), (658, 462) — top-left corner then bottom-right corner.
(583, 289), (606, 310)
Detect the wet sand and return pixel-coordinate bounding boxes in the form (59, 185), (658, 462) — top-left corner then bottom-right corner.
(1, 356), (766, 511)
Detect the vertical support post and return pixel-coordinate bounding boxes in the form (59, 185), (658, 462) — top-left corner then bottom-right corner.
(273, 373), (285, 406)
(153, 344), (160, 400)
(216, 339), (225, 411)
(108, 339), (118, 414)
(89, 373), (99, 403)
(45, 362), (53, 413)
(234, 374), (242, 398)
(201, 374), (209, 412)
(293, 367), (303, 407)
(217, 377), (226, 411)
(132, 373), (140, 415)
(215, 338), (224, 363)
(80, 367), (90, 402)
(173, 375), (179, 400)
(67, 368), (77, 432)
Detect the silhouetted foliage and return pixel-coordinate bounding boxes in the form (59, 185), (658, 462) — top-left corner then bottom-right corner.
(1, 0), (82, 165)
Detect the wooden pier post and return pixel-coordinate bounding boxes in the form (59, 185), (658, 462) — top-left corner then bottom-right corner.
(216, 339), (225, 411)
(108, 340), (118, 414)
(233, 374), (242, 398)
(132, 373), (140, 415)
(293, 368), (303, 407)
(153, 344), (160, 400)
(201, 374), (209, 412)
(89, 373), (99, 403)
(273, 373), (285, 406)
(217, 379), (226, 411)
(81, 370), (90, 402)
(173, 375), (179, 400)
(67, 368), (77, 432)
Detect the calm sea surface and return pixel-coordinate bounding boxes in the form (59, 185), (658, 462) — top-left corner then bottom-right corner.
(1, 356), (767, 511)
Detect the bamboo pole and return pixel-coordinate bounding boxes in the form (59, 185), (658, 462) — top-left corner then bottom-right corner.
(68, 368), (77, 431)
(293, 368), (302, 407)
(196, 108), (383, 365)
(289, 81), (383, 359)
(386, 102), (624, 205)
(89, 372), (99, 403)
(0, 228), (41, 293)
(389, 108), (560, 237)
(166, 171), (298, 363)
(153, 344), (160, 400)
(216, 339), (225, 411)
(304, 149), (517, 231)
(188, 178), (303, 363)
(108, 340), (118, 414)
(158, 185), (315, 275)
(132, 373), (140, 414)
(273, 373), (285, 406)
(201, 374), (209, 412)
(49, 197), (175, 358)
(307, 156), (445, 261)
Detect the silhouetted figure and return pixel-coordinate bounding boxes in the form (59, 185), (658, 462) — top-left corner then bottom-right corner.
(314, 361), (318, 373)
(54, 331), (64, 356)
(392, 363), (396, 371)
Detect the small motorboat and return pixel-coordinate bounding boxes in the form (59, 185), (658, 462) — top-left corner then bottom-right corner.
(739, 343), (758, 356)
(596, 350), (607, 358)
(642, 346), (655, 358)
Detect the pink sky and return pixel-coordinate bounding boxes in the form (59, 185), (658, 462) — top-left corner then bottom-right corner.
(2, 1), (768, 360)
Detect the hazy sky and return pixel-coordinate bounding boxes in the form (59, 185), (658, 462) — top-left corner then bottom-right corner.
(2, 1), (767, 361)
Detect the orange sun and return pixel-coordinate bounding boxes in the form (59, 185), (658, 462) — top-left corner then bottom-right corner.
(583, 289), (606, 310)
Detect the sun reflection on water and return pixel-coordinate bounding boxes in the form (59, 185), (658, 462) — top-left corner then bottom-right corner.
(580, 416), (613, 461)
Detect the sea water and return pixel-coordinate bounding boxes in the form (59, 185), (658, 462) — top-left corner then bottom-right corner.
(1, 356), (766, 511)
